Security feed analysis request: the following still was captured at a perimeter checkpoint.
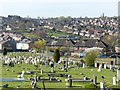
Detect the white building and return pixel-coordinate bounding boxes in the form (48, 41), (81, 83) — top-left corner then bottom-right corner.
(16, 43), (29, 50)
(6, 25), (12, 31)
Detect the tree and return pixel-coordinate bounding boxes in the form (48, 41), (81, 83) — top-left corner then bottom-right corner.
(53, 48), (60, 63)
(3, 48), (7, 56)
(84, 50), (99, 67)
(34, 40), (46, 52)
(103, 35), (119, 52)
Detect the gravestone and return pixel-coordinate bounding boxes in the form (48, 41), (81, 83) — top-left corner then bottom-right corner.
(51, 63), (54, 73)
(95, 63), (97, 68)
(117, 68), (120, 81)
(33, 81), (37, 89)
(41, 69), (43, 75)
(100, 82), (104, 90)
(68, 75), (72, 87)
(98, 64), (102, 72)
(37, 76), (40, 81)
(82, 63), (85, 68)
(93, 75), (97, 84)
(113, 76), (116, 85)
(65, 75), (72, 87)
(34, 74), (37, 82)
(83, 76), (87, 80)
(31, 80), (34, 88)
(104, 64), (107, 69)
(110, 61), (113, 70)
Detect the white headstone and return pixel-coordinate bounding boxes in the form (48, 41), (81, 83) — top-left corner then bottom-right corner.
(98, 64), (102, 72)
(110, 65), (113, 70)
(51, 67), (54, 73)
(100, 82), (104, 89)
(41, 69), (43, 75)
(83, 76), (86, 80)
(95, 63), (97, 68)
(104, 64), (107, 69)
(82, 63), (85, 68)
(117, 69), (120, 81)
(113, 76), (116, 85)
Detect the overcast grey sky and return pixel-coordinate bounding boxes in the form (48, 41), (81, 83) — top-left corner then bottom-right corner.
(0, 0), (119, 18)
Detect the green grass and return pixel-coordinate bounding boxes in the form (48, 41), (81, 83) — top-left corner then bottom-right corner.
(1, 64), (118, 88)
(1, 52), (120, 89)
(23, 33), (39, 38)
(47, 31), (74, 37)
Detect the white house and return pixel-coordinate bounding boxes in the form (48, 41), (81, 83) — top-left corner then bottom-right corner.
(6, 25), (12, 31)
(16, 43), (29, 50)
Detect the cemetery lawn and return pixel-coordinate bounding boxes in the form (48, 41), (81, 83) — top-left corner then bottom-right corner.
(2, 63), (117, 88)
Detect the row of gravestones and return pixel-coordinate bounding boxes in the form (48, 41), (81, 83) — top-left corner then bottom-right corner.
(95, 62), (115, 70)
(1, 55), (76, 70)
(1, 55), (51, 66)
(96, 63), (120, 81)
(65, 75), (119, 88)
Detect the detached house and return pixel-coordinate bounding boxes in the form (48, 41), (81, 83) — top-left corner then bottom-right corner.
(0, 40), (16, 51)
(16, 39), (32, 51)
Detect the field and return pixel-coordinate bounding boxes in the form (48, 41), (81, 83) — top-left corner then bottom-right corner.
(1, 52), (120, 89)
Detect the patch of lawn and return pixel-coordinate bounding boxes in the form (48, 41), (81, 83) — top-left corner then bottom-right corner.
(23, 33), (39, 38)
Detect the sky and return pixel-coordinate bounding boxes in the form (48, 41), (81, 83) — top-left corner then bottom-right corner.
(0, 0), (119, 18)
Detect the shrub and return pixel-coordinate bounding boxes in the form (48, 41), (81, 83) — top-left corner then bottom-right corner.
(84, 50), (99, 67)
(34, 40), (46, 52)
(53, 48), (60, 63)
(3, 48), (7, 56)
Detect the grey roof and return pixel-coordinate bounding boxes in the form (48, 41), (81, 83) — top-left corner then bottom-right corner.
(46, 38), (108, 48)
(19, 39), (31, 43)
(74, 39), (108, 48)
(46, 39), (74, 47)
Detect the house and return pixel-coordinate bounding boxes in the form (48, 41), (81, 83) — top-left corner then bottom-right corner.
(46, 39), (73, 47)
(16, 39), (32, 51)
(6, 25), (12, 31)
(74, 39), (109, 52)
(115, 44), (120, 53)
(0, 40), (16, 51)
(16, 43), (29, 51)
(46, 38), (108, 53)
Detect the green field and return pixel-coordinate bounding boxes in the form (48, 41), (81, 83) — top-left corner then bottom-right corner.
(23, 33), (39, 38)
(1, 52), (120, 89)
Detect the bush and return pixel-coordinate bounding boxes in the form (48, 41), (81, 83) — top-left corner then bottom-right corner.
(3, 48), (7, 56)
(53, 48), (60, 63)
(34, 40), (46, 52)
(84, 50), (99, 67)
